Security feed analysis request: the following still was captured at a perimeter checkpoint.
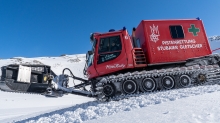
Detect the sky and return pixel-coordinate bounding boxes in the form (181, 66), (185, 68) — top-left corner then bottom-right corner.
(0, 0), (220, 59)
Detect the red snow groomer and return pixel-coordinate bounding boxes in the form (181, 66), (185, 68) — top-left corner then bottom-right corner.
(1, 18), (220, 101)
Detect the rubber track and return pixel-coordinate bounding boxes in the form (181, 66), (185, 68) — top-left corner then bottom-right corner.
(95, 65), (220, 102)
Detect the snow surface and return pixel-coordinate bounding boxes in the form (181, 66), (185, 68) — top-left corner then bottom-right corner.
(86, 91), (220, 123)
(0, 40), (220, 123)
(16, 84), (220, 123)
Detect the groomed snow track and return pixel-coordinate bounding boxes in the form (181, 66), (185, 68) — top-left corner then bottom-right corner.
(16, 83), (220, 123)
(95, 64), (220, 101)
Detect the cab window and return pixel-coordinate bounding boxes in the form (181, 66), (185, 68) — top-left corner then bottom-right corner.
(98, 35), (122, 53)
(97, 35), (122, 64)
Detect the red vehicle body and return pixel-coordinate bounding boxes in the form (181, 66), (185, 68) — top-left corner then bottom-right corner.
(87, 18), (212, 79)
(135, 19), (212, 64)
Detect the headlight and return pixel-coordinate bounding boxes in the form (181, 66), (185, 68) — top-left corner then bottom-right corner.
(44, 76), (47, 81)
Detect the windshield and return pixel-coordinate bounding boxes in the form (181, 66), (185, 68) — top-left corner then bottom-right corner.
(86, 39), (96, 67)
(87, 54), (94, 67)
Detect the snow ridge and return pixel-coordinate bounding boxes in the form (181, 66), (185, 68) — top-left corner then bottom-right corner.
(209, 35), (220, 41)
(16, 83), (220, 123)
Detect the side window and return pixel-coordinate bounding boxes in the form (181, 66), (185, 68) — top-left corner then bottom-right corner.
(97, 35), (122, 64)
(109, 36), (122, 52)
(136, 39), (141, 48)
(98, 35), (122, 53)
(169, 25), (184, 39)
(92, 40), (97, 52)
(98, 38), (109, 53)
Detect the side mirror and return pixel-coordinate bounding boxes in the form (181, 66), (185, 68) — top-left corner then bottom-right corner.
(88, 50), (93, 55)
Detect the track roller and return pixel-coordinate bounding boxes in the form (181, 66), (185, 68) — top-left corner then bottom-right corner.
(140, 78), (156, 92)
(196, 73), (207, 84)
(179, 75), (191, 87)
(161, 76), (175, 89)
(102, 83), (116, 98)
(121, 80), (138, 94)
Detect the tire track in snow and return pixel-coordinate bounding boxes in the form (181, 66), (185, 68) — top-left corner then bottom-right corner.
(16, 83), (220, 123)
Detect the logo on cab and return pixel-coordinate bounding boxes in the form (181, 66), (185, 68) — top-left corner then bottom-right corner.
(106, 64), (125, 69)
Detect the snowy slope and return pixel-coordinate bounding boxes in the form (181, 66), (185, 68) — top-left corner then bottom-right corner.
(0, 40), (220, 123)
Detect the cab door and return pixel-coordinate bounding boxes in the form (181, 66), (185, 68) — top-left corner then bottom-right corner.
(95, 34), (127, 76)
